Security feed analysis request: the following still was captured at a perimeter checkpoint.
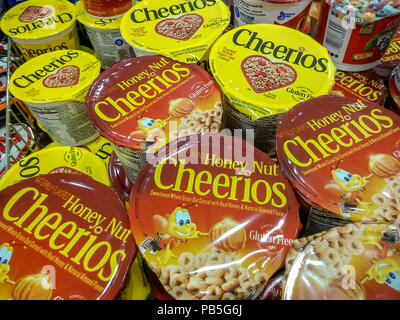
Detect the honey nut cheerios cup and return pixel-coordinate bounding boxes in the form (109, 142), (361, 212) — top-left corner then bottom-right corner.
(209, 24), (336, 156)
(85, 55), (224, 184)
(9, 49), (101, 147)
(276, 95), (400, 230)
(129, 133), (301, 300)
(0, 173), (136, 300)
(282, 223), (400, 300)
(120, 0), (231, 69)
(0, 0), (80, 61)
(329, 69), (387, 107)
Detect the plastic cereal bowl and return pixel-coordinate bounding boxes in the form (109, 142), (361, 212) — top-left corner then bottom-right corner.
(129, 133), (302, 300)
(75, 1), (135, 69)
(9, 49), (101, 146)
(0, 0), (80, 61)
(85, 55), (223, 183)
(120, 0), (231, 67)
(282, 223), (400, 300)
(210, 24), (336, 155)
(0, 146), (112, 190)
(0, 173), (136, 300)
(233, 0), (312, 32)
(316, 0), (400, 72)
(276, 95), (400, 224)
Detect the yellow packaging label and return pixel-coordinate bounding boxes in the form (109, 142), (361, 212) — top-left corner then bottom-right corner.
(76, 1), (122, 30)
(210, 24), (336, 120)
(0, 146), (111, 190)
(120, 0), (230, 64)
(14, 24), (79, 61)
(9, 49), (101, 103)
(0, 0), (76, 40)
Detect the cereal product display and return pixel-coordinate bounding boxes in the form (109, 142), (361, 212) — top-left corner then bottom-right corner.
(330, 69), (387, 106)
(81, 0), (132, 18)
(120, 0), (230, 67)
(0, 0), (80, 61)
(85, 55), (223, 183)
(282, 223), (400, 300)
(0, 173), (136, 300)
(210, 24), (336, 155)
(375, 31), (400, 81)
(0, 146), (111, 190)
(75, 1), (135, 69)
(316, 0), (400, 72)
(129, 133), (302, 300)
(9, 50), (101, 146)
(276, 95), (400, 224)
(233, 0), (312, 32)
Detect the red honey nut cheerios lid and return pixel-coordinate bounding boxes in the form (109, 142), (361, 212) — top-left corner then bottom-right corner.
(129, 133), (301, 300)
(330, 69), (387, 107)
(0, 173), (136, 300)
(276, 95), (400, 224)
(85, 55), (223, 152)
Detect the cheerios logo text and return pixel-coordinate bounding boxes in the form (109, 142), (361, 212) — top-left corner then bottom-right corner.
(232, 29), (329, 73)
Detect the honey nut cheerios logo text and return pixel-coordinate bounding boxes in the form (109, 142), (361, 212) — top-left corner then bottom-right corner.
(130, 0), (216, 23)
(153, 155), (288, 208)
(232, 28), (329, 73)
(335, 71), (385, 102)
(12, 50), (80, 89)
(2, 186), (131, 283)
(8, 12), (73, 36)
(283, 100), (395, 167)
(93, 57), (191, 122)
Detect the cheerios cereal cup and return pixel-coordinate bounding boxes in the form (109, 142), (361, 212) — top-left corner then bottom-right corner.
(0, 0), (80, 61)
(9, 49), (101, 146)
(276, 95), (400, 230)
(129, 133), (302, 300)
(316, 0), (400, 72)
(282, 223), (400, 300)
(120, 0), (231, 70)
(210, 24), (336, 155)
(85, 55), (224, 184)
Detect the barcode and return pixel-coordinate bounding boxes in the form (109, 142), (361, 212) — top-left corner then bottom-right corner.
(325, 19), (346, 50)
(339, 202), (357, 218)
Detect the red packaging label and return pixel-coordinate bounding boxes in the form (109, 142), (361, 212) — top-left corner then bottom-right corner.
(0, 173), (136, 300)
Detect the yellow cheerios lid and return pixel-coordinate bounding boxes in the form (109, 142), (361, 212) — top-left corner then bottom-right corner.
(75, 1), (122, 30)
(120, 0), (230, 64)
(210, 24), (336, 120)
(0, 146), (112, 190)
(0, 0), (76, 40)
(9, 49), (101, 103)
